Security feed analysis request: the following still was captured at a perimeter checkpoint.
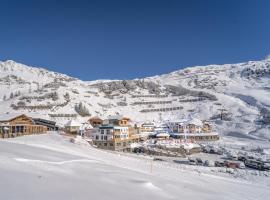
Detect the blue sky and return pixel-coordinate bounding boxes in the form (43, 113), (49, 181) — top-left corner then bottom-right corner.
(0, 0), (269, 80)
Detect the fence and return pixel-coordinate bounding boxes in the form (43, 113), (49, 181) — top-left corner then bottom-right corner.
(140, 106), (183, 113)
(132, 94), (168, 98)
(132, 101), (172, 105)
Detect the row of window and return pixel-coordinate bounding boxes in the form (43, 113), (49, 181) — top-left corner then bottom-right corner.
(100, 128), (128, 134)
(114, 134), (128, 139)
(96, 135), (108, 140)
(100, 129), (111, 134)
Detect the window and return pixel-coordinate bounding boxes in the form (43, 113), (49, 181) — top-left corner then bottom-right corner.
(101, 130), (104, 134)
(116, 143), (121, 146)
(110, 143), (113, 146)
(96, 135), (99, 140)
(106, 129), (110, 134)
(104, 136), (107, 140)
(104, 143), (107, 146)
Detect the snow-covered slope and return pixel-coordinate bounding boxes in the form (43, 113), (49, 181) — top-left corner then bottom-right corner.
(0, 59), (270, 138)
(0, 133), (269, 200)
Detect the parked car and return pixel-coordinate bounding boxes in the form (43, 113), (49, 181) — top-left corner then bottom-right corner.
(153, 157), (165, 162)
(204, 160), (215, 167)
(239, 162), (246, 169)
(226, 152), (238, 160)
(215, 160), (225, 167)
(237, 155), (247, 162)
(202, 147), (211, 153)
(245, 159), (270, 171)
(133, 147), (144, 153)
(216, 148), (224, 155)
(188, 157), (197, 165)
(196, 158), (203, 165)
(225, 160), (245, 169)
(209, 148), (218, 154)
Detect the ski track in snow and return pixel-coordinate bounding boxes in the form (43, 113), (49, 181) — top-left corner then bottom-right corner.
(0, 133), (270, 200)
(14, 158), (100, 165)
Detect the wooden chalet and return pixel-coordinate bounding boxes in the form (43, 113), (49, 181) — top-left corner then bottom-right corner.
(88, 116), (103, 127)
(0, 114), (47, 138)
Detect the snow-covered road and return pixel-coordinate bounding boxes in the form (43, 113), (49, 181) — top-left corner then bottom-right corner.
(0, 133), (269, 200)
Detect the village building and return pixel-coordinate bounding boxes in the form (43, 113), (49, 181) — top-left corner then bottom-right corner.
(152, 123), (171, 139)
(0, 114), (47, 138)
(64, 120), (81, 134)
(88, 116), (103, 127)
(93, 116), (140, 151)
(32, 118), (59, 131)
(93, 125), (140, 151)
(167, 118), (219, 141)
(106, 115), (131, 126)
(139, 122), (155, 138)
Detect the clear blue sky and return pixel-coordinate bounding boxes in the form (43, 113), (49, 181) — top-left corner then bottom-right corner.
(0, 0), (269, 80)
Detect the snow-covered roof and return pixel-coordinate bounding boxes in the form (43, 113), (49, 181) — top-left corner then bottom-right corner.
(107, 115), (130, 120)
(184, 118), (203, 127)
(156, 133), (170, 137)
(107, 115), (123, 120)
(65, 120), (81, 127)
(141, 122), (155, 127)
(89, 116), (103, 120)
(0, 113), (28, 122)
(81, 123), (93, 129)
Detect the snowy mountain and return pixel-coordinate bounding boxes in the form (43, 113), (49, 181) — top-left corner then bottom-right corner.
(0, 59), (270, 139)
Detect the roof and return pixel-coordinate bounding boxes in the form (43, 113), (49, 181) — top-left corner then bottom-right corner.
(141, 122), (155, 127)
(107, 115), (123, 120)
(185, 118), (203, 127)
(89, 116), (103, 121)
(81, 123), (93, 129)
(107, 115), (130, 121)
(156, 133), (170, 137)
(167, 118), (204, 127)
(65, 120), (81, 127)
(33, 118), (56, 125)
(0, 113), (29, 122)
(99, 125), (114, 129)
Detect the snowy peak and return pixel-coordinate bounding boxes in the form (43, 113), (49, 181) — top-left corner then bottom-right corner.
(0, 60), (77, 83)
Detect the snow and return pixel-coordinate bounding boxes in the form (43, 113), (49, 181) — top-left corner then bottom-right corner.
(185, 118), (203, 127)
(65, 120), (81, 127)
(0, 133), (269, 200)
(156, 133), (170, 137)
(0, 58), (269, 139)
(0, 113), (25, 121)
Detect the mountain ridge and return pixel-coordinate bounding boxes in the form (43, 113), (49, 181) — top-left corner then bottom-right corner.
(0, 58), (269, 140)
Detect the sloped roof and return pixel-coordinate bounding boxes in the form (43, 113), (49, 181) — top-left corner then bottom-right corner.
(185, 118), (203, 127)
(107, 115), (123, 120)
(81, 123), (93, 129)
(65, 120), (81, 127)
(0, 113), (29, 122)
(89, 116), (103, 120)
(156, 133), (170, 137)
(107, 115), (130, 120)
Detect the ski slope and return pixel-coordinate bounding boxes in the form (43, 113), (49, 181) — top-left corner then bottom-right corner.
(0, 133), (269, 200)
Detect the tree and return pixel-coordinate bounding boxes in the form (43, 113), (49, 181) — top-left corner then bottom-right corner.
(75, 102), (90, 116)
(14, 91), (21, 97)
(64, 92), (70, 102)
(51, 92), (59, 101)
